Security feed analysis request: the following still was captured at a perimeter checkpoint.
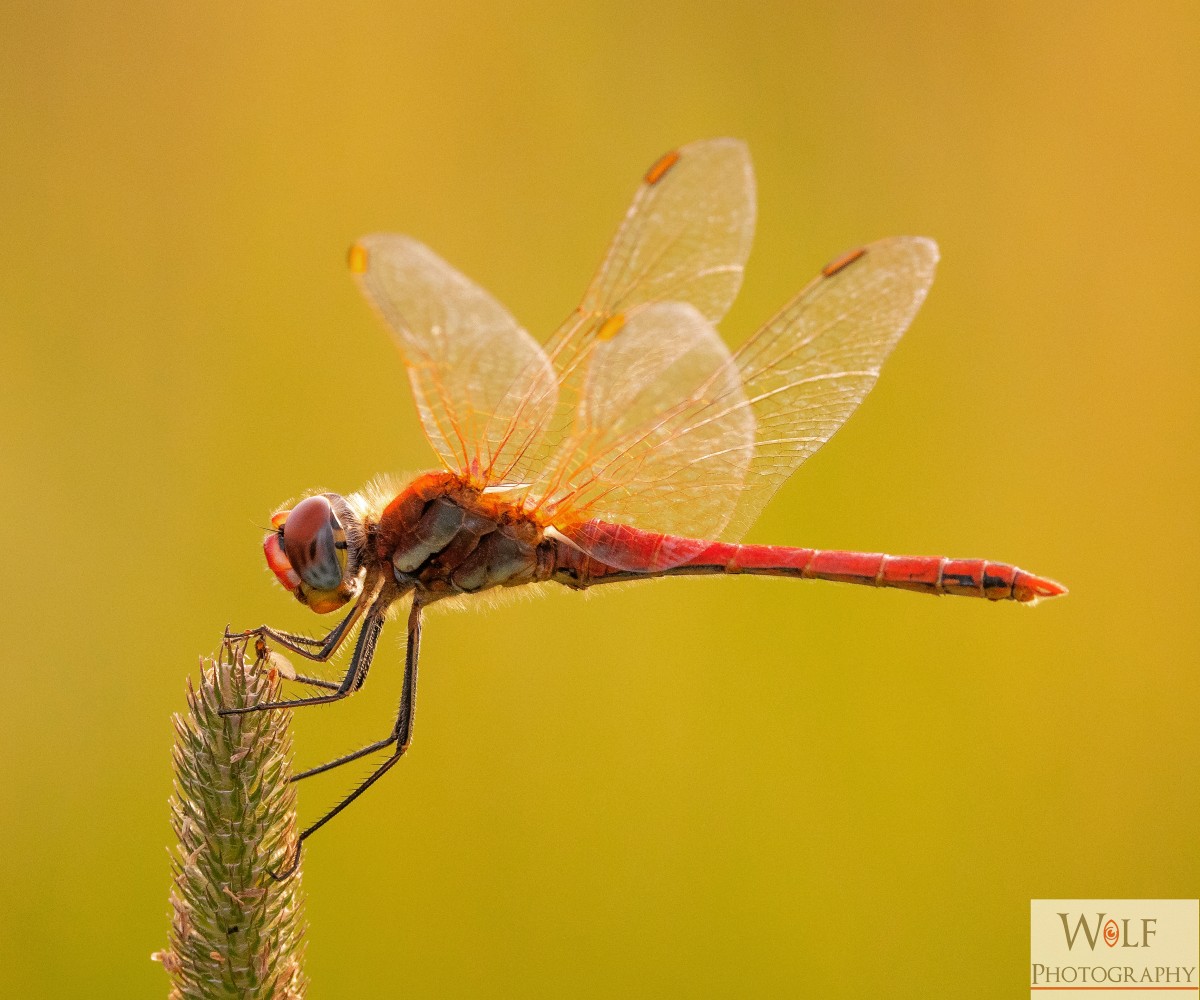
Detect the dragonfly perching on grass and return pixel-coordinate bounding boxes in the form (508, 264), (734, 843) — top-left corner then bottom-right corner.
(225, 138), (1065, 877)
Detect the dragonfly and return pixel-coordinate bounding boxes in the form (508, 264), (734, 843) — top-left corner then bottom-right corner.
(226, 138), (1065, 877)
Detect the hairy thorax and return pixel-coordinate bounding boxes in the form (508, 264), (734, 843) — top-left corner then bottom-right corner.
(373, 472), (554, 599)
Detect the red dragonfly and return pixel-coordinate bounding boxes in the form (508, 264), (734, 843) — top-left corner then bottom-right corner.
(227, 138), (1065, 876)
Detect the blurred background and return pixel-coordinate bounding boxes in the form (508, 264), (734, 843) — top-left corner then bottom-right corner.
(2, 2), (1197, 996)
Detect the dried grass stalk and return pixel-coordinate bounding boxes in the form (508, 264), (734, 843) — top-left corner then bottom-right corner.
(153, 639), (306, 999)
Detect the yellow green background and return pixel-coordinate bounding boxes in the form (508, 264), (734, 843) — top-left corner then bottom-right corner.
(3, 3), (1196, 996)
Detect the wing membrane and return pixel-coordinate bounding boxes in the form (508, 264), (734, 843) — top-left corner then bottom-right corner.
(350, 234), (557, 481)
(724, 236), (940, 538)
(574, 137), (756, 325)
(531, 302), (754, 566)
(502, 138), (756, 486)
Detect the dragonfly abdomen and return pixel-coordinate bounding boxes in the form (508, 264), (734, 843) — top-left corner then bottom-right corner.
(550, 523), (1066, 603)
(711, 545), (1065, 603)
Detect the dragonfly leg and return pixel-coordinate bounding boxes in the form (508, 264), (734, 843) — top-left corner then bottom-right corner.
(287, 672), (341, 692)
(290, 732), (398, 782)
(223, 608), (363, 692)
(271, 599), (423, 879)
(290, 610), (419, 775)
(224, 600), (365, 663)
(221, 592), (389, 717)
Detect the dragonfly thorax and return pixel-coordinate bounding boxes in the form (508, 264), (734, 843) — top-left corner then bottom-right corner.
(375, 472), (551, 599)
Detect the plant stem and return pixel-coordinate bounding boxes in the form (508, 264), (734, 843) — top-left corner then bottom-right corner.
(154, 639), (307, 999)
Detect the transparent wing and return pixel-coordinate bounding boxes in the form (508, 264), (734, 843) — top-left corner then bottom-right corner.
(723, 236), (940, 538)
(542, 237), (939, 568)
(502, 138), (756, 486)
(574, 136), (756, 325)
(528, 302), (754, 569)
(349, 234), (557, 481)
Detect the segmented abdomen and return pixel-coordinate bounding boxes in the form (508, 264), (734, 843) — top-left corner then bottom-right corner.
(551, 524), (1066, 603)
(713, 545), (1064, 602)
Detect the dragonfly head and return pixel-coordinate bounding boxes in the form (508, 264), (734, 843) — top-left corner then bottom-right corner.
(263, 493), (365, 614)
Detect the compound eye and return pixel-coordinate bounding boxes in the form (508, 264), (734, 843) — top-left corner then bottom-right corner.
(264, 530), (300, 591)
(281, 495), (347, 591)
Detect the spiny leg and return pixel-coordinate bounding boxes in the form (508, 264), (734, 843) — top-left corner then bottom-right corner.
(286, 672), (340, 692)
(272, 599), (423, 879)
(221, 591), (389, 717)
(289, 598), (435, 778)
(222, 604), (367, 691)
(291, 730), (396, 782)
(225, 598), (366, 663)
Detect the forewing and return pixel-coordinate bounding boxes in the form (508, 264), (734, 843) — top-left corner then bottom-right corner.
(577, 137), (756, 325)
(534, 302), (755, 570)
(350, 234), (557, 481)
(722, 236), (940, 539)
(503, 138), (756, 486)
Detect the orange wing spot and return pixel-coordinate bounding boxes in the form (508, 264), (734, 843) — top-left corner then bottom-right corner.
(643, 149), (681, 185)
(596, 313), (627, 341)
(821, 246), (868, 278)
(347, 243), (369, 274)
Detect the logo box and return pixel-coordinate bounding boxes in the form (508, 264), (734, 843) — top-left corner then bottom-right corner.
(1031, 899), (1198, 996)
